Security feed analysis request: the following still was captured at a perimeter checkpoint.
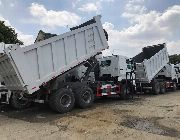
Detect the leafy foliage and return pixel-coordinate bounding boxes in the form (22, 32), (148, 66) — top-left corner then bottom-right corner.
(169, 54), (180, 64)
(0, 21), (23, 44)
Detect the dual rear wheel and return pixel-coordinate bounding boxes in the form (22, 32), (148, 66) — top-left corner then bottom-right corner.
(49, 86), (94, 113)
(153, 81), (168, 95)
(153, 81), (177, 95)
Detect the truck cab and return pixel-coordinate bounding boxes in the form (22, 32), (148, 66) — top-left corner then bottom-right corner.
(98, 55), (133, 81)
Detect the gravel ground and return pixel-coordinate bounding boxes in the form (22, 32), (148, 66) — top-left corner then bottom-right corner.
(0, 91), (180, 140)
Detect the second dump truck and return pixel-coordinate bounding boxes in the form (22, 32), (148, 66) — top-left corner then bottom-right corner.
(133, 43), (179, 94)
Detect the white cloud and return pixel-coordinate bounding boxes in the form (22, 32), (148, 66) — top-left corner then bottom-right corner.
(0, 0), (16, 7)
(103, 22), (114, 30)
(167, 40), (180, 55)
(10, 2), (15, 7)
(98, 0), (114, 2)
(105, 0), (114, 2)
(16, 30), (34, 46)
(78, 3), (98, 12)
(29, 3), (81, 28)
(102, 1), (180, 57)
(0, 15), (34, 46)
(78, 0), (114, 13)
(157, 5), (180, 33)
(72, 0), (82, 8)
(122, 0), (147, 22)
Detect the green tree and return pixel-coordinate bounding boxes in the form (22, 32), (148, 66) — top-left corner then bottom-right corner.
(0, 21), (23, 44)
(169, 54), (180, 64)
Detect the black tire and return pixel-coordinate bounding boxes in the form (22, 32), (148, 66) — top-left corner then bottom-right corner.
(152, 82), (160, 95)
(160, 82), (166, 94)
(10, 92), (31, 109)
(120, 84), (131, 100)
(74, 86), (94, 109)
(49, 88), (75, 113)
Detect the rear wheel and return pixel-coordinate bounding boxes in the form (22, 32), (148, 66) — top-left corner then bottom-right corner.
(75, 86), (94, 109)
(10, 92), (31, 109)
(49, 88), (75, 113)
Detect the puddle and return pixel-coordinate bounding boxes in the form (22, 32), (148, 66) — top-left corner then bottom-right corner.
(120, 116), (180, 138)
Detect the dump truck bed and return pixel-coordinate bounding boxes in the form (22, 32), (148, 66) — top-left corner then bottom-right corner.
(0, 15), (108, 94)
(133, 43), (169, 83)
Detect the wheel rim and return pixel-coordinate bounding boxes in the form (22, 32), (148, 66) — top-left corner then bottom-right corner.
(82, 91), (91, 103)
(60, 94), (71, 108)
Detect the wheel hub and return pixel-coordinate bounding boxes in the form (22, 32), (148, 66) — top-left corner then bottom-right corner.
(60, 94), (71, 107)
(82, 91), (91, 103)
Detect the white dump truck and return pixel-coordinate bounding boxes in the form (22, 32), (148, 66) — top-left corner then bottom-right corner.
(0, 15), (109, 113)
(133, 43), (171, 94)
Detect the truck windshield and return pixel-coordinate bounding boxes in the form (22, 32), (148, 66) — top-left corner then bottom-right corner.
(100, 60), (111, 67)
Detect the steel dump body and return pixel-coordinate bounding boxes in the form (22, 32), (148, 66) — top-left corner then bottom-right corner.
(0, 15), (108, 94)
(133, 44), (169, 83)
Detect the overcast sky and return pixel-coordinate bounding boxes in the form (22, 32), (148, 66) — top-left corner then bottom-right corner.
(0, 0), (179, 57)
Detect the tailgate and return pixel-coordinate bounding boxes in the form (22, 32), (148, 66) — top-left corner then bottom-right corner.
(0, 53), (25, 91)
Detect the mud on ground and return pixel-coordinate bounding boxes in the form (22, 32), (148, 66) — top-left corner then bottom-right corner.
(0, 91), (180, 140)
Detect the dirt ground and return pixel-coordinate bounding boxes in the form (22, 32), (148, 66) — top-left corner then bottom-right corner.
(0, 91), (180, 140)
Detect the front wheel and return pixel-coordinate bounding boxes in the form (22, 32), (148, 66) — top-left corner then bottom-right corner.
(10, 92), (31, 109)
(49, 88), (75, 113)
